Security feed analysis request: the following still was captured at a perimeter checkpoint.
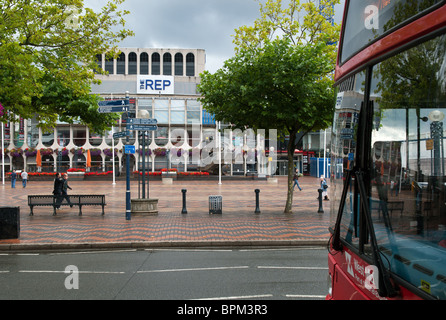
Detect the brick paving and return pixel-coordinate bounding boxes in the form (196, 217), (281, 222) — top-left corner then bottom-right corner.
(0, 176), (331, 250)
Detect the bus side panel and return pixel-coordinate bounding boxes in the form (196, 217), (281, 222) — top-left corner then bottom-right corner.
(328, 252), (370, 300)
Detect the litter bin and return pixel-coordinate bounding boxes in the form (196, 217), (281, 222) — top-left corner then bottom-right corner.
(0, 207), (20, 239)
(209, 195), (222, 214)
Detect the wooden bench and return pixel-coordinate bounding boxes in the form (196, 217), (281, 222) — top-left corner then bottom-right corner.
(28, 195), (106, 216)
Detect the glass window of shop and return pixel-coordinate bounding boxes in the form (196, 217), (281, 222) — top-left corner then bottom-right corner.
(73, 127), (86, 147)
(42, 128), (55, 147)
(13, 118), (25, 147)
(89, 131), (103, 147)
(26, 117), (39, 148)
(56, 126), (70, 147)
(155, 126), (168, 147)
(154, 99), (168, 124)
(187, 100), (201, 124)
(171, 100), (185, 125)
(138, 99), (152, 118)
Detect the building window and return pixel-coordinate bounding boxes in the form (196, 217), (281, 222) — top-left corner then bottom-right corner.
(187, 100), (201, 124)
(42, 129), (54, 148)
(171, 99), (185, 125)
(128, 52), (137, 75)
(105, 55), (114, 74)
(152, 53), (160, 75)
(140, 52), (149, 75)
(56, 127), (70, 147)
(155, 126), (168, 147)
(94, 54), (102, 74)
(117, 52), (125, 75)
(89, 131), (103, 147)
(154, 99), (168, 124)
(73, 127), (86, 147)
(175, 53), (183, 76)
(26, 117), (39, 148)
(186, 53), (195, 76)
(163, 53), (172, 76)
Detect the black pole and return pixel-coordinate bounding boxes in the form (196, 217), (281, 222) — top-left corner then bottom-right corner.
(317, 188), (324, 213)
(254, 189), (261, 214)
(181, 189), (187, 214)
(142, 132), (146, 199)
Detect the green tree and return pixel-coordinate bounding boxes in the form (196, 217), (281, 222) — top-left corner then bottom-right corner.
(0, 0), (134, 132)
(199, 38), (335, 213)
(199, 0), (340, 213)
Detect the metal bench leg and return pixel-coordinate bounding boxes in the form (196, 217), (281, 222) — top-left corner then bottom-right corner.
(102, 205), (105, 216)
(79, 205), (82, 216)
(29, 206), (33, 216)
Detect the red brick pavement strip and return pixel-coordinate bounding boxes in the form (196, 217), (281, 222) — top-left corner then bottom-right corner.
(0, 176), (331, 250)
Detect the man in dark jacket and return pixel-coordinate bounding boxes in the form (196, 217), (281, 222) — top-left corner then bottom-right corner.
(53, 173), (64, 209)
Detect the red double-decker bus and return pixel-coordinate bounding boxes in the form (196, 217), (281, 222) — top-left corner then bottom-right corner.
(327, 0), (446, 300)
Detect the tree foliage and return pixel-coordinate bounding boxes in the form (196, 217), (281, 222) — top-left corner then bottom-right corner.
(0, 0), (134, 132)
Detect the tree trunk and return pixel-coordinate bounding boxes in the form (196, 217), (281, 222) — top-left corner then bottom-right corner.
(284, 129), (298, 213)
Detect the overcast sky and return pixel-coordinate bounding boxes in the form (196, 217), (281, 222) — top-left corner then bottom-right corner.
(85, 0), (345, 73)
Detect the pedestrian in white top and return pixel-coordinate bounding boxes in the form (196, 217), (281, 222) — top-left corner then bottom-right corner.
(21, 170), (28, 188)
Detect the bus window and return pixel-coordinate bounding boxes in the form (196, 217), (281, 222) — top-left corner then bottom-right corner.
(331, 71), (366, 247)
(369, 34), (446, 299)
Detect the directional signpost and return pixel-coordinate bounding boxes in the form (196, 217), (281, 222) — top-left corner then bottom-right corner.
(113, 131), (131, 139)
(126, 118), (158, 132)
(127, 118), (158, 200)
(98, 99), (130, 113)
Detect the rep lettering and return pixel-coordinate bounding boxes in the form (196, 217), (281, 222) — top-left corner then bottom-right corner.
(145, 79), (171, 91)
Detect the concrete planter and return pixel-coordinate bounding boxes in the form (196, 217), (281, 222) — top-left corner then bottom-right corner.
(131, 198), (159, 216)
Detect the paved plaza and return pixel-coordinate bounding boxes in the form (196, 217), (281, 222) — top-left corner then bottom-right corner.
(0, 176), (331, 250)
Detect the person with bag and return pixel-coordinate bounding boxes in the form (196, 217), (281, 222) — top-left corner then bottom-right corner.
(320, 175), (329, 201)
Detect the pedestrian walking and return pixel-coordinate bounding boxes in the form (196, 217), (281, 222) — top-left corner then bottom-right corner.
(292, 169), (302, 191)
(320, 175), (329, 200)
(21, 170), (28, 188)
(10, 170), (16, 188)
(61, 173), (73, 208)
(53, 173), (63, 209)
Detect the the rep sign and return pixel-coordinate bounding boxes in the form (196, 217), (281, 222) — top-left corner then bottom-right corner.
(137, 75), (174, 95)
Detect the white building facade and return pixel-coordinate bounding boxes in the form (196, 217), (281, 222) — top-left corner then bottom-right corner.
(1, 48), (271, 176)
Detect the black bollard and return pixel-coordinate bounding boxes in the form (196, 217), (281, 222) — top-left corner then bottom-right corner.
(254, 189), (261, 214)
(317, 188), (324, 213)
(181, 189), (187, 214)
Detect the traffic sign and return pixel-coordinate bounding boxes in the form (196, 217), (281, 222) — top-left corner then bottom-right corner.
(113, 131), (131, 139)
(124, 145), (135, 154)
(98, 105), (130, 113)
(126, 124), (158, 131)
(98, 99), (129, 107)
(128, 118), (158, 125)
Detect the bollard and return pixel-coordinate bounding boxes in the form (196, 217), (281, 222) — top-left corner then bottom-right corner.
(254, 189), (261, 214)
(317, 188), (324, 213)
(181, 189), (187, 214)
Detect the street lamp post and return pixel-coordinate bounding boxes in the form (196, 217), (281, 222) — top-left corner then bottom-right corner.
(125, 91), (131, 220)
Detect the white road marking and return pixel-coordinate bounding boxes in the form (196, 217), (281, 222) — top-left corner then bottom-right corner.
(137, 266), (249, 273)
